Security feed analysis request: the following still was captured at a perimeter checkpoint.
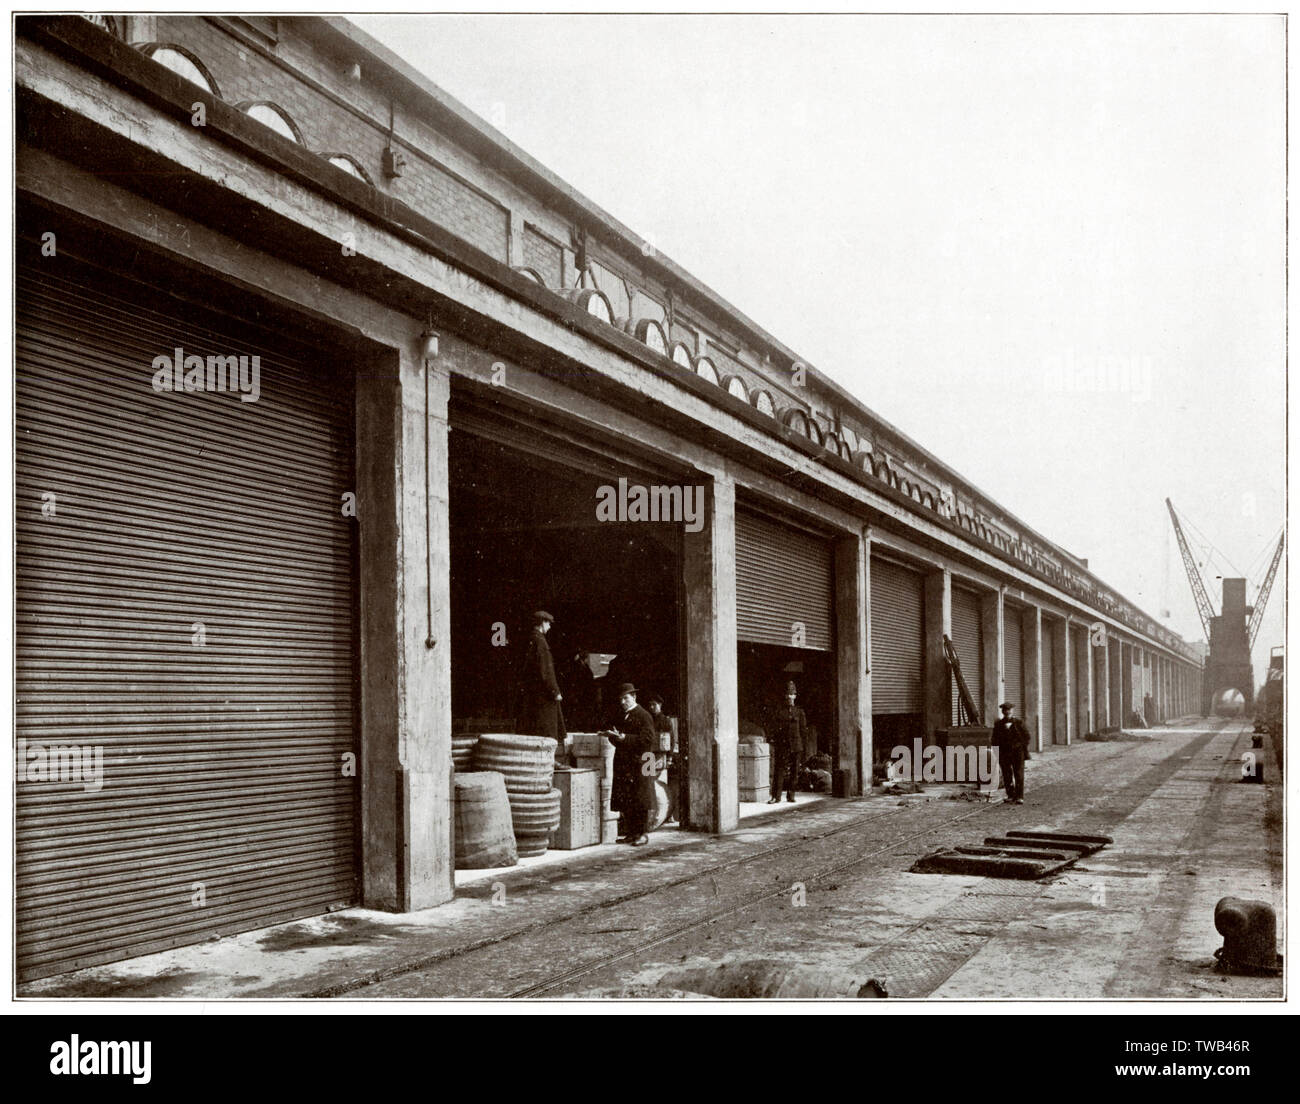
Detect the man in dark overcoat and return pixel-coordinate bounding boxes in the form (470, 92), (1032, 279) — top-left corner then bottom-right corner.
(768, 680), (807, 804)
(606, 682), (657, 845)
(518, 610), (566, 744)
(991, 701), (1031, 803)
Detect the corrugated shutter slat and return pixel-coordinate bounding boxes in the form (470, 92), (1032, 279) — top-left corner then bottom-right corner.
(1004, 607), (1024, 711)
(16, 266), (358, 982)
(1042, 621), (1057, 744)
(870, 558), (924, 713)
(736, 512), (832, 651)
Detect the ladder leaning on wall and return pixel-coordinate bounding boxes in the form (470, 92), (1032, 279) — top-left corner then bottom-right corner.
(944, 634), (982, 726)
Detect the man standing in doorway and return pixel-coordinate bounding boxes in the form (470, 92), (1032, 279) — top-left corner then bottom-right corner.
(519, 610), (566, 746)
(768, 681), (807, 804)
(992, 701), (1031, 804)
(646, 693), (678, 824)
(606, 683), (657, 845)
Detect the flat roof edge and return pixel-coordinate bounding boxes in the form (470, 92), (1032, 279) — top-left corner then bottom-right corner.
(316, 16), (1185, 651)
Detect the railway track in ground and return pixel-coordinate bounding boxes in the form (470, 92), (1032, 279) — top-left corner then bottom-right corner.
(506, 724), (1227, 998)
(331, 729), (1199, 997)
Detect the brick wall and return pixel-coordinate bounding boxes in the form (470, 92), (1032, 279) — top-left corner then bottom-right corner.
(145, 19), (908, 504)
(154, 16), (508, 260)
(522, 225), (563, 286)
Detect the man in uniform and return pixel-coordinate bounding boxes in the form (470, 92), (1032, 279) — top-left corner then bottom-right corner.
(606, 683), (657, 845)
(768, 681), (807, 804)
(992, 701), (1031, 803)
(518, 610), (566, 745)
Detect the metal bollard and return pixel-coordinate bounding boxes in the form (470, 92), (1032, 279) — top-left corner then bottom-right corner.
(1213, 897), (1281, 975)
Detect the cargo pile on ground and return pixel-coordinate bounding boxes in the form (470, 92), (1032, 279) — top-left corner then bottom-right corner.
(473, 734), (561, 859)
(452, 733), (563, 868)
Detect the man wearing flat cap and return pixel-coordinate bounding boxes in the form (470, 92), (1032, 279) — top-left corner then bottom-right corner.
(606, 683), (657, 845)
(991, 701), (1031, 804)
(518, 610), (566, 745)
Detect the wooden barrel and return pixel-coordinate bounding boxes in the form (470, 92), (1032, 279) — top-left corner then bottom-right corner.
(473, 733), (558, 794)
(508, 787), (562, 858)
(452, 733), (479, 773)
(453, 772), (517, 870)
(738, 742), (770, 788)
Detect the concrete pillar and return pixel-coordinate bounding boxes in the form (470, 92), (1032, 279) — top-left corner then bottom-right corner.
(981, 589), (1005, 725)
(834, 528), (870, 795)
(923, 568), (952, 737)
(1122, 642), (1134, 722)
(1023, 606), (1043, 752)
(1054, 618), (1072, 745)
(683, 474), (738, 833)
(1108, 636), (1124, 729)
(357, 342), (453, 913)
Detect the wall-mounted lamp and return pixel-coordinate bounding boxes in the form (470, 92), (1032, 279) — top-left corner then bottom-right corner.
(382, 145), (405, 179)
(420, 329), (440, 361)
(347, 61), (362, 81)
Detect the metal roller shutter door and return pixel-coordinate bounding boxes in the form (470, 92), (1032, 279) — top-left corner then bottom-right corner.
(15, 264), (358, 981)
(870, 557), (924, 713)
(736, 511), (832, 651)
(1075, 627), (1091, 731)
(1042, 622), (1057, 744)
(951, 587), (983, 723)
(1004, 608), (1024, 711)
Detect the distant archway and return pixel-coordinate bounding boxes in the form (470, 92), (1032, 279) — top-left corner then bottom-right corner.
(1212, 688), (1246, 717)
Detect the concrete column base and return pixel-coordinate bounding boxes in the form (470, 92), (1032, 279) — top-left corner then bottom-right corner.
(981, 589), (1005, 725)
(923, 568), (953, 739)
(358, 343), (453, 914)
(684, 474), (738, 834)
(835, 530), (870, 794)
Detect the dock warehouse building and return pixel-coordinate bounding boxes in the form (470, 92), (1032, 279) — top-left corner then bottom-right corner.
(14, 15), (1205, 981)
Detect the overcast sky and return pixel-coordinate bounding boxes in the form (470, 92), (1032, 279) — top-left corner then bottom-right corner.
(354, 13), (1286, 690)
